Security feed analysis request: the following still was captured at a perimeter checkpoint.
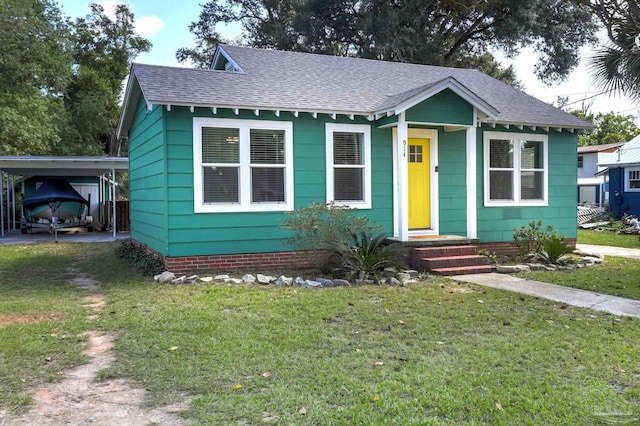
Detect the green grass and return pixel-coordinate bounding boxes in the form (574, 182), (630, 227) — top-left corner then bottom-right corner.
(2, 243), (640, 424)
(0, 244), (105, 412)
(517, 256), (640, 301)
(578, 229), (640, 248)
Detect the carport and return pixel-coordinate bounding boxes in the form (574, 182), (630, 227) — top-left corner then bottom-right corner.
(0, 156), (128, 239)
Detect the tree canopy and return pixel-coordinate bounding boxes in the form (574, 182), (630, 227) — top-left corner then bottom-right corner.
(0, 0), (72, 155)
(588, 0), (640, 101)
(178, 0), (599, 86)
(0, 0), (150, 156)
(572, 110), (640, 146)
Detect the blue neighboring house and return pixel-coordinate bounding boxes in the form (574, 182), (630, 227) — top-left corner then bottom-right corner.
(599, 134), (640, 219)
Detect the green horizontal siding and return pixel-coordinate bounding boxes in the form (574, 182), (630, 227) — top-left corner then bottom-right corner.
(406, 89), (473, 125)
(437, 129), (468, 236)
(164, 106), (393, 256)
(476, 126), (578, 243)
(128, 94), (167, 254)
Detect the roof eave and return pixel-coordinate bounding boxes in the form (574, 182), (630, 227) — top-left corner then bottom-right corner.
(376, 77), (500, 120)
(116, 68), (141, 140)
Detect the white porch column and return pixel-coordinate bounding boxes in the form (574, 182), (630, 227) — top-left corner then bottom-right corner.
(466, 110), (478, 239)
(397, 114), (409, 241)
(0, 172), (4, 237)
(11, 176), (15, 230)
(112, 169), (117, 239)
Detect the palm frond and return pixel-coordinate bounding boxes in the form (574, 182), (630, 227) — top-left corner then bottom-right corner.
(589, 45), (640, 101)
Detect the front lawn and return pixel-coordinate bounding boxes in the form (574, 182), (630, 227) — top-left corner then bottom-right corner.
(1, 243), (639, 424)
(0, 244), (96, 412)
(517, 256), (640, 301)
(578, 229), (640, 248)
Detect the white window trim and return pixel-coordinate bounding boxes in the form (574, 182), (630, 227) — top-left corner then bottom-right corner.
(483, 131), (548, 207)
(193, 117), (294, 213)
(625, 166), (640, 192)
(326, 123), (372, 209)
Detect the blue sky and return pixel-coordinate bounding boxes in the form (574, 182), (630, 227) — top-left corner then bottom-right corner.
(60, 1), (638, 120)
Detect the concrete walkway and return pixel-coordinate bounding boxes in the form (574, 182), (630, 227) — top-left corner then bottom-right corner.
(450, 273), (640, 318)
(576, 243), (640, 260)
(0, 229), (129, 245)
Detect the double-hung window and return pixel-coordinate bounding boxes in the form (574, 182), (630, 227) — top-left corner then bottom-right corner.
(484, 131), (548, 206)
(326, 123), (372, 209)
(625, 167), (640, 191)
(193, 118), (293, 212)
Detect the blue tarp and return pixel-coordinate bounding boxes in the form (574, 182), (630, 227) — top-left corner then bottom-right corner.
(22, 178), (89, 210)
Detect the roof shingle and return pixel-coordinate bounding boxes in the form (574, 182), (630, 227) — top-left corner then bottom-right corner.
(130, 44), (592, 128)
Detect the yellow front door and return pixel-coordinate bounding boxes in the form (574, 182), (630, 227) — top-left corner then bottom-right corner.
(408, 138), (430, 229)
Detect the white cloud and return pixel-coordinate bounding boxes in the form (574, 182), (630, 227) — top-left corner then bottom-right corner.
(135, 15), (164, 37)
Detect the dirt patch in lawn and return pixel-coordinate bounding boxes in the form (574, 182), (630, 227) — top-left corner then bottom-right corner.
(83, 294), (106, 320)
(2, 275), (192, 425)
(3, 331), (190, 425)
(0, 312), (62, 328)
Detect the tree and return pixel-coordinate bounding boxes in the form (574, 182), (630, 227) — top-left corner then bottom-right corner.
(0, 0), (72, 155)
(69, 3), (151, 156)
(588, 0), (640, 101)
(0, 1), (150, 157)
(178, 0), (598, 86)
(572, 110), (640, 145)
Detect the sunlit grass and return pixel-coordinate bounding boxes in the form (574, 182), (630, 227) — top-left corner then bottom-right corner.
(1, 242), (639, 424)
(578, 229), (640, 248)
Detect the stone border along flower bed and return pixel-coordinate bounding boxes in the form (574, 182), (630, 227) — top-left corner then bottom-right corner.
(152, 251), (605, 284)
(493, 250), (604, 274)
(153, 268), (423, 287)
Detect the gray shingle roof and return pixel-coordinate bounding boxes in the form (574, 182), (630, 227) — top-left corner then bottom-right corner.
(130, 44), (592, 129)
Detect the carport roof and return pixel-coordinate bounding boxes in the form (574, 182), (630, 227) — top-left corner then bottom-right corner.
(0, 156), (128, 177)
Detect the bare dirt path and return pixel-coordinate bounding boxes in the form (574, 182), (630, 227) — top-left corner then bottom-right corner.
(2, 277), (190, 426)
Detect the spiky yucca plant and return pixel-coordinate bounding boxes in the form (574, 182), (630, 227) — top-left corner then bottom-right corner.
(336, 232), (405, 284)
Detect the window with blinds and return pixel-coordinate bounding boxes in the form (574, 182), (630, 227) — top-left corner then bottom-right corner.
(202, 127), (240, 203)
(326, 123), (371, 209)
(250, 129), (285, 202)
(484, 132), (547, 206)
(193, 118), (293, 213)
(333, 132), (364, 202)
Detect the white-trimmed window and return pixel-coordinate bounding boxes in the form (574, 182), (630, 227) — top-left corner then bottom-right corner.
(625, 167), (640, 192)
(326, 123), (372, 209)
(483, 131), (548, 206)
(193, 118), (294, 212)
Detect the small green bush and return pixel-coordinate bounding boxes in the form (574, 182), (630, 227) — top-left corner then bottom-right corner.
(280, 202), (382, 251)
(115, 239), (165, 276)
(512, 220), (558, 256)
(335, 232), (405, 283)
(541, 236), (575, 264)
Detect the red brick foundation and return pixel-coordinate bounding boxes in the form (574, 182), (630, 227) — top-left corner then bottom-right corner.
(476, 238), (577, 256)
(163, 250), (327, 275)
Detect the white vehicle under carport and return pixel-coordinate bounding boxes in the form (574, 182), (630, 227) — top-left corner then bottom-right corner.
(21, 178), (93, 240)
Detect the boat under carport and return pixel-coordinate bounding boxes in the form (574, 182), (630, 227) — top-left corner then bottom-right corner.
(0, 156), (128, 240)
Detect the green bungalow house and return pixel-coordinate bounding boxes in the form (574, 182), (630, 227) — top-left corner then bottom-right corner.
(116, 44), (591, 274)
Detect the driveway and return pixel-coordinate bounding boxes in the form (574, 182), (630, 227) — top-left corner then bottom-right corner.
(0, 229), (128, 245)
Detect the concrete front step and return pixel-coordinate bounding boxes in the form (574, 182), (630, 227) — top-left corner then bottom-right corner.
(431, 264), (494, 276)
(412, 245), (479, 259)
(421, 254), (489, 270)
